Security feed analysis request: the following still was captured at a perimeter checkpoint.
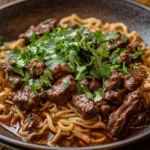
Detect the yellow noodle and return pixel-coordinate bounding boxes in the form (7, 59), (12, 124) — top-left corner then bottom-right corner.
(91, 136), (106, 143)
(44, 112), (57, 133)
(50, 128), (61, 143)
(71, 129), (90, 144)
(11, 106), (24, 120)
(58, 120), (73, 132)
(0, 113), (11, 120)
(27, 124), (49, 141)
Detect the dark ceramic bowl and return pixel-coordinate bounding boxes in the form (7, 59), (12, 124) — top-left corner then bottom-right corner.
(0, 0), (150, 149)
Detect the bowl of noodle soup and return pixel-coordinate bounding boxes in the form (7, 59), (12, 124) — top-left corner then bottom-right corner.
(0, 0), (150, 149)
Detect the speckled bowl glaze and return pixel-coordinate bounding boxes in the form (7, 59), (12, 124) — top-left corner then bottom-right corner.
(0, 0), (150, 149)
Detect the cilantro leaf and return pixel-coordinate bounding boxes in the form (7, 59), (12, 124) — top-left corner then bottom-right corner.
(85, 91), (93, 99)
(28, 33), (39, 43)
(44, 55), (66, 70)
(93, 87), (105, 102)
(98, 62), (111, 79)
(62, 79), (70, 89)
(97, 43), (109, 58)
(121, 34), (128, 43)
(110, 48), (127, 65)
(29, 79), (40, 93)
(131, 50), (144, 59)
(22, 71), (30, 82)
(40, 70), (53, 87)
(104, 31), (119, 41)
(12, 66), (24, 77)
(76, 82), (89, 94)
(120, 63), (131, 74)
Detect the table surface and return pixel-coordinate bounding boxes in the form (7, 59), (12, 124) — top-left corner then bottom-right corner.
(0, 0), (150, 150)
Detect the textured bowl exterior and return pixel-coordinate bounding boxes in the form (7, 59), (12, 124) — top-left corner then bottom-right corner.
(0, 0), (150, 149)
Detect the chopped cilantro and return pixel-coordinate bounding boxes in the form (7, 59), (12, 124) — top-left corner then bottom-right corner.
(77, 82), (105, 102)
(40, 70), (53, 87)
(120, 63), (131, 74)
(104, 31), (119, 42)
(93, 87), (105, 102)
(62, 79), (70, 89)
(131, 50), (145, 59)
(5, 27), (138, 93)
(97, 43), (109, 58)
(12, 66), (24, 77)
(110, 48), (127, 65)
(121, 34), (128, 43)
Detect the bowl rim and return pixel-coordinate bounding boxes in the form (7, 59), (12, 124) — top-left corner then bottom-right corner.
(0, 0), (150, 149)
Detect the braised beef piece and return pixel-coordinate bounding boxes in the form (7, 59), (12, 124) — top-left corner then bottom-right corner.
(71, 94), (99, 119)
(5, 73), (24, 91)
(52, 64), (72, 80)
(102, 90), (124, 105)
(47, 75), (76, 105)
(24, 113), (41, 131)
(124, 68), (147, 91)
(104, 70), (123, 90)
(118, 52), (132, 65)
(0, 61), (12, 74)
(130, 113), (147, 127)
(96, 101), (111, 117)
(127, 41), (139, 53)
(26, 59), (44, 77)
(107, 89), (144, 138)
(19, 19), (57, 38)
(13, 85), (41, 112)
(79, 77), (89, 87)
(105, 33), (128, 51)
(89, 79), (101, 93)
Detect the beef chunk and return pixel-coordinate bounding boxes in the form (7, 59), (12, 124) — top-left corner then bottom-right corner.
(26, 59), (44, 77)
(23, 113), (41, 131)
(127, 41), (139, 53)
(19, 19), (57, 38)
(89, 79), (101, 93)
(5, 73), (24, 91)
(107, 89), (144, 138)
(124, 68), (147, 91)
(52, 64), (72, 80)
(71, 94), (99, 119)
(130, 113), (147, 127)
(47, 75), (76, 105)
(79, 77), (89, 87)
(118, 52), (132, 65)
(104, 71), (123, 90)
(13, 85), (41, 112)
(96, 101), (111, 117)
(0, 61), (12, 74)
(102, 90), (124, 105)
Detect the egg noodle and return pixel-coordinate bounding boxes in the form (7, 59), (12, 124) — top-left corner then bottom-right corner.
(0, 14), (150, 146)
